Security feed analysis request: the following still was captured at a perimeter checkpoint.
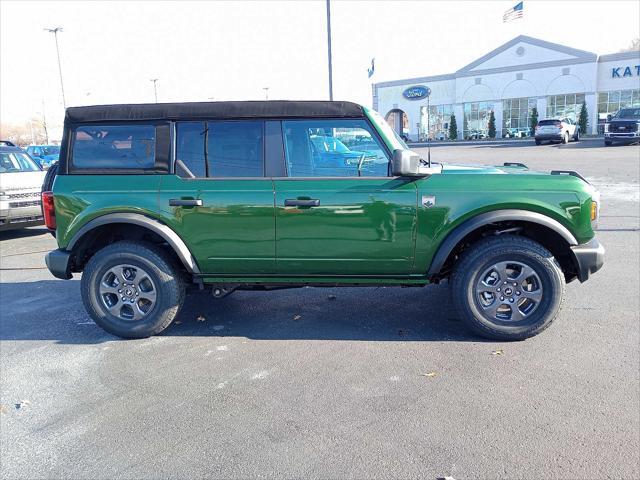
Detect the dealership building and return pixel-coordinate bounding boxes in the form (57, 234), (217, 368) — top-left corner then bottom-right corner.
(373, 35), (640, 140)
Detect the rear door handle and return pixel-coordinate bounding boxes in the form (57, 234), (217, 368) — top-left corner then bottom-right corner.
(169, 199), (203, 207)
(284, 199), (320, 207)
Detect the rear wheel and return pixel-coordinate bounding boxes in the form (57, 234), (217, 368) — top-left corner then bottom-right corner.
(81, 241), (185, 338)
(604, 139), (612, 146)
(562, 131), (569, 144)
(535, 139), (542, 145)
(451, 235), (565, 341)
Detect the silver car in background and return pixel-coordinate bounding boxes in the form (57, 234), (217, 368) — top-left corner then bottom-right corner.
(0, 143), (46, 231)
(534, 118), (580, 145)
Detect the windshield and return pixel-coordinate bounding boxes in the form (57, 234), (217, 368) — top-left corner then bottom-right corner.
(366, 108), (409, 150)
(614, 108), (640, 119)
(0, 152), (41, 173)
(42, 146), (60, 156)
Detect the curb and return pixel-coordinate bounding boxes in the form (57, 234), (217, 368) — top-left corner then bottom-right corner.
(408, 136), (604, 147)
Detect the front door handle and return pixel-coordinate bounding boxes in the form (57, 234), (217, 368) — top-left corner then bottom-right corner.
(284, 199), (320, 207)
(169, 199), (203, 207)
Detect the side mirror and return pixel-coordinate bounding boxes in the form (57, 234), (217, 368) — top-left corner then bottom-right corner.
(392, 149), (421, 176)
(606, 114), (612, 122)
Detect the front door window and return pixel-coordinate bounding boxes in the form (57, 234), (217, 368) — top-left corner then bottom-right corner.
(282, 119), (389, 177)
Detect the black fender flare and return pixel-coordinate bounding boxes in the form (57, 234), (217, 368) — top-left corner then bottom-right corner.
(426, 209), (578, 277)
(67, 213), (201, 274)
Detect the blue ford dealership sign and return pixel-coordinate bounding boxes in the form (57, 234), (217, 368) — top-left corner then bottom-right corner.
(611, 65), (640, 78)
(402, 85), (431, 100)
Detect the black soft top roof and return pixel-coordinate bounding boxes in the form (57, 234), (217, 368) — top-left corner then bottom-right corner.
(65, 101), (365, 123)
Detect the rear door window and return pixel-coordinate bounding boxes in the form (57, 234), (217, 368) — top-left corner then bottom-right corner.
(175, 121), (265, 178)
(175, 122), (207, 178)
(208, 121), (264, 177)
(72, 125), (156, 169)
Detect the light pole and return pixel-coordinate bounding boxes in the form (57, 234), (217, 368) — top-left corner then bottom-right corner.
(425, 87), (432, 167)
(40, 100), (49, 144)
(325, 0), (333, 101)
(150, 78), (159, 103)
(44, 27), (66, 109)
(263, 87), (269, 100)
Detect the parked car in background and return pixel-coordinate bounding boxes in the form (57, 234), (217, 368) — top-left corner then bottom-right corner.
(604, 107), (640, 146)
(44, 101), (603, 341)
(310, 135), (381, 173)
(0, 143), (46, 230)
(25, 145), (60, 169)
(504, 128), (530, 138)
(534, 118), (579, 145)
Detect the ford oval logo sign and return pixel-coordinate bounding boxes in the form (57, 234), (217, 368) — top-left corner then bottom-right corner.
(402, 85), (430, 100)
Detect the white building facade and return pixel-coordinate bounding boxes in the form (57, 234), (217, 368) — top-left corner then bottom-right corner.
(373, 36), (640, 140)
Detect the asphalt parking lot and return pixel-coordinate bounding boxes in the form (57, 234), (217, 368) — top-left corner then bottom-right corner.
(1, 138), (638, 479)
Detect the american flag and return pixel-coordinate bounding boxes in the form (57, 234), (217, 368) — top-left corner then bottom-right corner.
(503, 1), (524, 22)
(367, 58), (375, 78)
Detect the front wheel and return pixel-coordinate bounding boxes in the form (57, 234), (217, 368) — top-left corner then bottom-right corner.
(573, 129), (579, 141)
(451, 235), (566, 341)
(604, 139), (612, 146)
(535, 139), (542, 145)
(81, 241), (186, 338)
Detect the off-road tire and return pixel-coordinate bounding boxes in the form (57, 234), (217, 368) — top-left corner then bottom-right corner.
(81, 241), (185, 338)
(451, 235), (566, 341)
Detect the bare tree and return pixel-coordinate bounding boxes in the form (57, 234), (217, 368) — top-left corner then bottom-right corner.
(620, 37), (640, 52)
(0, 119), (48, 147)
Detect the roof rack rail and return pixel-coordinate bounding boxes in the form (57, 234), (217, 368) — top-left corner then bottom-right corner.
(550, 170), (589, 184)
(503, 162), (528, 168)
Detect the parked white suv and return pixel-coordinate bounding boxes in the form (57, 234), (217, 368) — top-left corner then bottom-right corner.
(0, 142), (46, 231)
(534, 118), (580, 145)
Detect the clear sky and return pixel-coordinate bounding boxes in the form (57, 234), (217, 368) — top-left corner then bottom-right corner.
(1, 0), (638, 127)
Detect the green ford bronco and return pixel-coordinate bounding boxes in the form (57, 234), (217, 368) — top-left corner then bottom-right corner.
(44, 101), (604, 340)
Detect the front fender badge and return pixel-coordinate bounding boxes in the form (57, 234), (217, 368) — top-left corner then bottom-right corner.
(422, 195), (436, 208)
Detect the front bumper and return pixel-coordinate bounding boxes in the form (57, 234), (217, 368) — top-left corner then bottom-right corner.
(0, 216), (44, 231)
(0, 203), (44, 231)
(535, 133), (563, 141)
(605, 132), (640, 140)
(570, 238), (605, 282)
(45, 249), (73, 280)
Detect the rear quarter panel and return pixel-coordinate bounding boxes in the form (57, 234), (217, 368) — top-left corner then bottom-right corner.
(53, 175), (162, 249)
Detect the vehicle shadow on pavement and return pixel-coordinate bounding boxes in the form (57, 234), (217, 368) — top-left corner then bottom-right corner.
(0, 280), (485, 344)
(471, 140), (610, 150)
(0, 227), (50, 241)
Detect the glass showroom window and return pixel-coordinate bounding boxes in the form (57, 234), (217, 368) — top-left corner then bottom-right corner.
(597, 89), (640, 133)
(463, 102), (494, 139)
(385, 110), (409, 138)
(502, 97), (537, 138)
(419, 105), (453, 141)
(546, 93), (585, 122)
